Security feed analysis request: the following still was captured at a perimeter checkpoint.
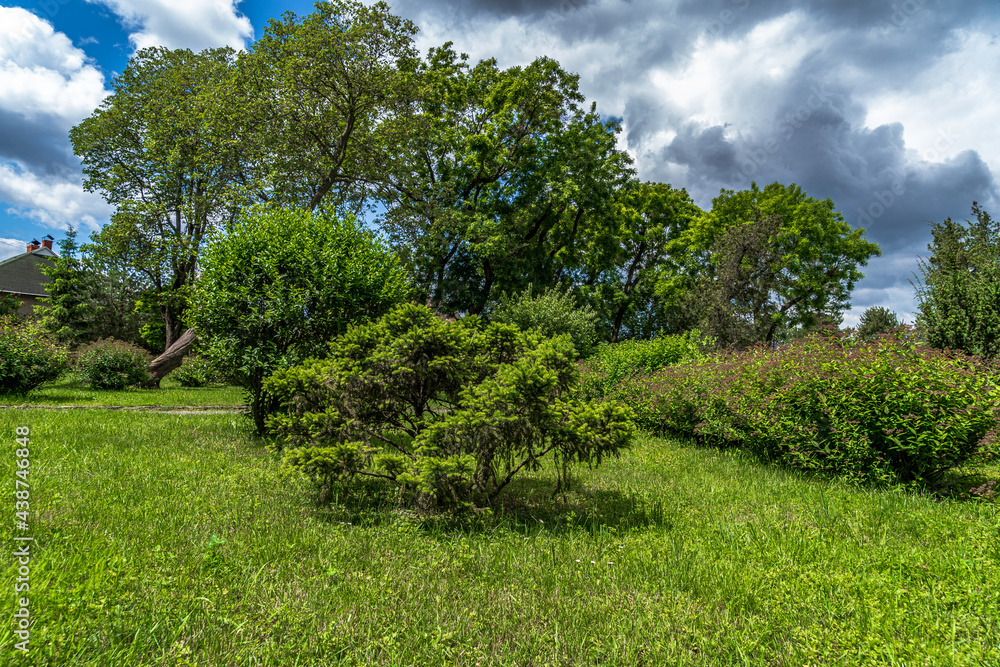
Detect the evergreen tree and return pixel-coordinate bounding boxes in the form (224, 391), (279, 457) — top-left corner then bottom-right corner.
(914, 202), (1000, 358)
(39, 228), (98, 346)
(857, 306), (902, 341)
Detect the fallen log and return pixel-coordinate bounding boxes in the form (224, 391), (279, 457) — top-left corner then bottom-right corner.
(142, 328), (198, 388)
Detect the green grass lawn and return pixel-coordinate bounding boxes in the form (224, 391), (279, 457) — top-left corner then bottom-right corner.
(0, 375), (244, 408)
(0, 409), (997, 666)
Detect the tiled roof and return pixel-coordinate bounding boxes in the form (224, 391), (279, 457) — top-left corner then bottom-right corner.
(0, 248), (58, 298)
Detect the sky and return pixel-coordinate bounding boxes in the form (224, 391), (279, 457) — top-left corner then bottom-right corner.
(1, 0), (999, 325)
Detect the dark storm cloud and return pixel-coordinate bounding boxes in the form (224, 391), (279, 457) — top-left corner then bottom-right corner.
(0, 110), (79, 175)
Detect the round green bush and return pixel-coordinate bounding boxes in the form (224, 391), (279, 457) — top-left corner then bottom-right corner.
(171, 355), (221, 387)
(0, 316), (69, 394)
(189, 206), (411, 434)
(76, 338), (152, 389)
(491, 285), (600, 358)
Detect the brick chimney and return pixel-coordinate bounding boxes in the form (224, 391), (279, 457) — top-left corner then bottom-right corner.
(26, 239), (40, 252)
(41, 235), (54, 250)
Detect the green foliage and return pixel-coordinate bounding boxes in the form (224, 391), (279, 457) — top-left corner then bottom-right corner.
(491, 284), (599, 358)
(75, 338), (152, 390)
(620, 330), (1000, 485)
(579, 331), (714, 400)
(265, 303), (634, 508)
(660, 182), (881, 348)
(914, 202), (1000, 359)
(379, 43), (634, 315)
(238, 0), (419, 212)
(857, 306), (902, 342)
(0, 293), (21, 317)
(171, 355), (222, 388)
(585, 182), (703, 342)
(0, 316), (70, 393)
(70, 46), (244, 350)
(189, 207), (411, 434)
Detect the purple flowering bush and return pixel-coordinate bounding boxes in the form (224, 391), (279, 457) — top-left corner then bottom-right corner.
(617, 328), (1000, 485)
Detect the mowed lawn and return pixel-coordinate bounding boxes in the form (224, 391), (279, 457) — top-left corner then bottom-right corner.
(0, 376), (244, 408)
(0, 406), (997, 666)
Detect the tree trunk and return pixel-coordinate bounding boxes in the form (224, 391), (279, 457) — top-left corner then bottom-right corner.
(142, 328), (198, 388)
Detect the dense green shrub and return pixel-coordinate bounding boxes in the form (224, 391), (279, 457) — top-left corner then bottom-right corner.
(0, 294), (20, 317)
(491, 285), (600, 358)
(265, 303), (634, 509)
(0, 316), (69, 393)
(171, 355), (221, 387)
(76, 338), (151, 389)
(578, 330), (714, 400)
(621, 329), (1000, 485)
(190, 207), (411, 434)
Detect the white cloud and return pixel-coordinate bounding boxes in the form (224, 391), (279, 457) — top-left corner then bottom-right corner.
(0, 6), (108, 124)
(861, 29), (1000, 170)
(91, 0), (253, 52)
(0, 8), (112, 231)
(649, 12), (823, 130)
(0, 238), (25, 262)
(0, 162), (113, 232)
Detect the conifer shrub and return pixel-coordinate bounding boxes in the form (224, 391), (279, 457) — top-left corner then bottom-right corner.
(624, 329), (1000, 484)
(76, 338), (151, 389)
(265, 303), (635, 509)
(0, 316), (69, 393)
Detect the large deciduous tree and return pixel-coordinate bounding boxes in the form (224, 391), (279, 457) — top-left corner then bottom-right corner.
(582, 182), (702, 342)
(914, 202), (1000, 358)
(236, 0), (420, 212)
(661, 182), (880, 349)
(378, 43), (634, 315)
(70, 47), (245, 350)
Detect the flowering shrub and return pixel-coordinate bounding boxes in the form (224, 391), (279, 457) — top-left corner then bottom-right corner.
(76, 338), (151, 389)
(624, 329), (1000, 485)
(265, 303), (634, 509)
(0, 315), (69, 393)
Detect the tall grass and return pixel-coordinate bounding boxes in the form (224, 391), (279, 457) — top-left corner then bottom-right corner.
(0, 409), (997, 665)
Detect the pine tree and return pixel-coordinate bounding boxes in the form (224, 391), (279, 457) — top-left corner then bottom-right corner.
(914, 202), (1000, 358)
(39, 227), (98, 346)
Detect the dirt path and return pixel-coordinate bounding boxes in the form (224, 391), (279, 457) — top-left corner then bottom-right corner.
(0, 405), (242, 414)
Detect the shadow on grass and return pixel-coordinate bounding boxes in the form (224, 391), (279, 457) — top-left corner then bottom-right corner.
(305, 474), (676, 538)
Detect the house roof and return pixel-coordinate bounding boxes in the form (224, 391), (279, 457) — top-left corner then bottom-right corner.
(0, 247), (59, 298)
